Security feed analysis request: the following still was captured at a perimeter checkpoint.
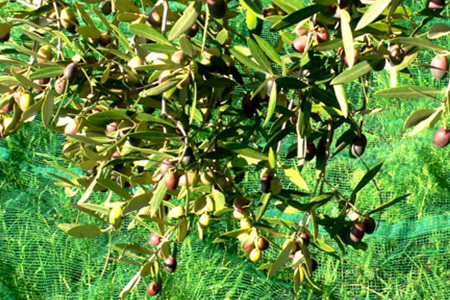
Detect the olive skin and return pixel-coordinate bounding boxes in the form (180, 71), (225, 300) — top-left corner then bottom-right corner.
(64, 119), (78, 135)
(55, 77), (67, 94)
(171, 50), (188, 65)
(299, 231), (310, 246)
(165, 170), (178, 190)
(165, 256), (177, 273)
(233, 197), (249, 213)
(148, 232), (162, 245)
(147, 281), (161, 296)
(64, 62), (79, 82)
(207, 0), (227, 19)
(316, 26), (329, 43)
(364, 217), (376, 234)
(249, 248), (261, 262)
(430, 55), (448, 80)
(305, 143), (316, 161)
(257, 237), (269, 250)
(292, 36), (308, 53)
(351, 134), (367, 157)
(181, 147), (194, 166)
(242, 94), (259, 117)
(159, 158), (174, 176)
(350, 222), (365, 242)
(428, 0), (446, 9)
(186, 24), (199, 37)
(99, 33), (112, 46)
(433, 127), (450, 147)
(389, 46), (405, 65)
(260, 175), (272, 193)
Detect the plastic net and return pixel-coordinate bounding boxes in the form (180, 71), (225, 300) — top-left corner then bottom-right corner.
(2, 1), (450, 300)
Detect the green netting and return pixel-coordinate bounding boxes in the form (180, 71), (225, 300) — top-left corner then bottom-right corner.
(2, 1), (450, 299)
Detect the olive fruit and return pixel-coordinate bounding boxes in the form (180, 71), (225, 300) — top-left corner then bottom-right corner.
(233, 197), (249, 213)
(257, 236), (269, 250)
(249, 248), (262, 262)
(147, 281), (161, 296)
(165, 170), (178, 189)
(242, 236), (255, 253)
(64, 62), (79, 82)
(55, 77), (67, 94)
(351, 134), (367, 157)
(127, 56), (144, 71)
(165, 256), (177, 273)
(350, 222), (365, 242)
(60, 7), (78, 31)
(199, 213), (211, 228)
(37, 46), (52, 63)
(292, 36), (308, 53)
(305, 142), (316, 161)
(433, 127), (450, 147)
(147, 11), (162, 27)
(428, 0), (446, 9)
(1, 100), (13, 113)
(109, 206), (123, 229)
(159, 158), (174, 176)
(200, 172), (215, 186)
(242, 94), (259, 117)
(168, 205), (185, 220)
(364, 217), (376, 234)
(18, 92), (34, 111)
(181, 147), (194, 166)
(299, 231), (310, 246)
(389, 45), (405, 65)
(233, 210), (246, 220)
(260, 175), (272, 193)
(186, 24), (199, 37)
(0, 29), (10, 43)
(240, 218), (252, 229)
(105, 122), (118, 134)
(171, 50), (188, 65)
(316, 26), (329, 43)
(148, 232), (162, 245)
(178, 172), (198, 187)
(430, 55), (448, 80)
(207, 0), (227, 19)
(64, 119), (78, 135)
(100, 1), (112, 15)
(99, 32), (112, 46)
(263, 7), (276, 17)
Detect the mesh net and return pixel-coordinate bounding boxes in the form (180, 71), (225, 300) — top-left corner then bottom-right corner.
(2, 1), (450, 299)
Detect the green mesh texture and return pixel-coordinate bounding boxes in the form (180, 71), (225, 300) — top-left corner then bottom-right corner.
(2, 1), (450, 299)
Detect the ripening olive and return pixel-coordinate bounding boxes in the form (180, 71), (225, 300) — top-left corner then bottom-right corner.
(55, 77), (67, 94)
(428, 0), (446, 9)
(207, 0), (227, 19)
(64, 119), (78, 135)
(64, 62), (79, 82)
(430, 55), (449, 80)
(199, 213), (211, 228)
(109, 206), (123, 229)
(160, 158), (174, 176)
(164, 256), (177, 273)
(389, 45), (405, 65)
(37, 46), (52, 63)
(257, 236), (269, 250)
(18, 92), (34, 111)
(433, 127), (450, 147)
(292, 36), (308, 53)
(148, 232), (162, 245)
(165, 170), (178, 190)
(351, 134), (367, 157)
(305, 142), (316, 161)
(350, 222), (365, 242)
(260, 175), (272, 193)
(364, 217), (376, 234)
(147, 281), (161, 296)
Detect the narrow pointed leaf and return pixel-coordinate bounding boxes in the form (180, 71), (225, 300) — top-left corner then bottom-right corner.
(169, 1), (201, 40)
(356, 0), (392, 31)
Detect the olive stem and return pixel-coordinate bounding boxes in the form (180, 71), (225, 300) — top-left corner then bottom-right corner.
(52, 0), (63, 60)
(161, 1), (169, 35)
